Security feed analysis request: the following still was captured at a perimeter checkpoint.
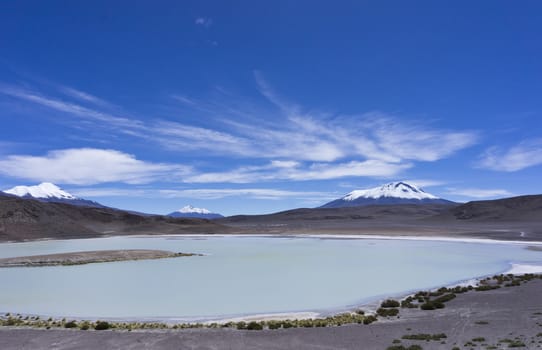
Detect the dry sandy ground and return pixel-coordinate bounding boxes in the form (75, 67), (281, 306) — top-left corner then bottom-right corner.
(0, 249), (196, 267)
(1, 279), (542, 350)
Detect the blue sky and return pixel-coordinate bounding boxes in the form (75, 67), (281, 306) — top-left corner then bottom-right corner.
(1, 1), (541, 216)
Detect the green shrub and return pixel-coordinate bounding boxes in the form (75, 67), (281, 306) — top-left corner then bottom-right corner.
(377, 308), (399, 317)
(246, 321), (263, 330)
(402, 333), (446, 341)
(381, 299), (400, 308)
(282, 321), (294, 329)
(94, 321), (111, 330)
(363, 315), (377, 325)
(387, 346), (424, 350)
(236, 321), (246, 330)
(420, 300), (445, 310)
(267, 321), (281, 330)
(433, 293), (456, 303)
(475, 285), (500, 291)
(64, 320), (77, 328)
(507, 341), (526, 348)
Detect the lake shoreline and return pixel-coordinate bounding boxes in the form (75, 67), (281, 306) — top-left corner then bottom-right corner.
(1, 274), (542, 350)
(1, 234), (542, 323)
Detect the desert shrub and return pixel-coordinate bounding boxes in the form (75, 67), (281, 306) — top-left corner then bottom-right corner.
(381, 299), (400, 308)
(246, 321), (263, 330)
(505, 281), (521, 287)
(64, 320), (77, 328)
(433, 293), (456, 303)
(475, 285), (500, 291)
(377, 308), (399, 317)
(387, 346), (423, 350)
(363, 315), (377, 325)
(420, 301), (444, 310)
(281, 320), (294, 329)
(267, 321), (281, 330)
(507, 341), (526, 347)
(402, 333), (446, 341)
(401, 300), (417, 308)
(236, 321), (246, 330)
(94, 321), (111, 330)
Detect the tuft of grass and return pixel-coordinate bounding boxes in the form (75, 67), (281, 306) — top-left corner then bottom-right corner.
(402, 333), (446, 341)
(475, 321), (489, 325)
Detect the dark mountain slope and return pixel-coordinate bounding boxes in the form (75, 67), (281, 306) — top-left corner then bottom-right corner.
(449, 195), (542, 221)
(0, 193), (227, 242)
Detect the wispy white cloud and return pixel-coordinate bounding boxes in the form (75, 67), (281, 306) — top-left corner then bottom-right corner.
(365, 115), (479, 162)
(185, 159), (411, 183)
(195, 17), (213, 27)
(0, 148), (190, 185)
(71, 186), (336, 201)
(445, 187), (513, 199)
(0, 84), (142, 129)
(0, 76), (479, 184)
(170, 94), (197, 106)
(478, 139), (542, 172)
(159, 188), (337, 201)
(70, 187), (156, 197)
(58, 86), (116, 109)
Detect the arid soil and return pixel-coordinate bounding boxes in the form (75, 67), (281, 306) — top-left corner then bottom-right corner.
(0, 249), (199, 267)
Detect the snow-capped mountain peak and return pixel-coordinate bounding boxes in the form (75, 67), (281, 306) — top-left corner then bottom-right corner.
(177, 205), (212, 214)
(320, 181), (453, 208)
(343, 181), (439, 201)
(4, 182), (77, 200)
(167, 205), (224, 219)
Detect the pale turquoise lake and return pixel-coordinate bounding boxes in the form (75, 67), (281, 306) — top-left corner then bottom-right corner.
(0, 235), (541, 321)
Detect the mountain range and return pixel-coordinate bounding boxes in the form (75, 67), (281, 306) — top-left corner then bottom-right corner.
(1, 181), (541, 242)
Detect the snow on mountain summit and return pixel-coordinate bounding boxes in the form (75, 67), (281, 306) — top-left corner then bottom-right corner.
(167, 205), (223, 219)
(178, 205), (212, 214)
(2, 182), (104, 208)
(343, 182), (439, 201)
(320, 181), (453, 208)
(4, 182), (77, 199)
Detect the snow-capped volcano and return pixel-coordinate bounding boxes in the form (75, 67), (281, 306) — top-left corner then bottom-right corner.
(5, 182), (76, 199)
(167, 205), (224, 219)
(3, 182), (103, 207)
(321, 182), (454, 208)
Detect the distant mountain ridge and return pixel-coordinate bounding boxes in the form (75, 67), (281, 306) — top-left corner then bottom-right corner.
(167, 205), (224, 219)
(3, 182), (104, 208)
(321, 181), (455, 208)
(0, 192), (227, 242)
